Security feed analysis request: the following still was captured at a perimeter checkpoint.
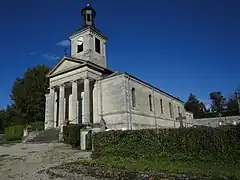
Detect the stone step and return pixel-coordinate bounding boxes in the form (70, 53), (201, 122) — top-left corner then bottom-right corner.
(27, 128), (60, 143)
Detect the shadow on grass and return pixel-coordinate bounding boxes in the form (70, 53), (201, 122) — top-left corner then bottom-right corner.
(73, 156), (240, 180)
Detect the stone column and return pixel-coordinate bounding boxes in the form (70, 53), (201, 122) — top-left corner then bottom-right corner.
(83, 78), (91, 124)
(45, 94), (50, 130)
(92, 82), (98, 124)
(71, 81), (78, 124)
(59, 84), (65, 126)
(69, 94), (73, 122)
(49, 88), (55, 128)
(63, 98), (66, 122)
(81, 92), (84, 122)
(54, 91), (58, 127)
(77, 100), (79, 124)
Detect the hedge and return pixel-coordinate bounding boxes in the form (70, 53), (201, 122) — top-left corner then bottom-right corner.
(4, 124), (25, 141)
(92, 124), (240, 164)
(30, 121), (44, 131)
(198, 110), (239, 119)
(63, 124), (86, 147)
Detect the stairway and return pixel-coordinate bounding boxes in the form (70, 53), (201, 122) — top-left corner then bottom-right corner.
(26, 128), (60, 143)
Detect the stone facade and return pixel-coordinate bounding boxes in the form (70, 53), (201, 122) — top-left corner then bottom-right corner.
(194, 115), (240, 127)
(44, 4), (194, 132)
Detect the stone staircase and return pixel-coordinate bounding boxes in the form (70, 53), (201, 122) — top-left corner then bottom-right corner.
(25, 128), (60, 143)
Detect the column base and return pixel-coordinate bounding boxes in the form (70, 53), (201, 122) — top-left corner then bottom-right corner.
(82, 122), (93, 129)
(58, 125), (64, 142)
(80, 128), (92, 151)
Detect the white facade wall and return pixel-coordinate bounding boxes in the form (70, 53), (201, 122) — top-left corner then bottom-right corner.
(96, 74), (193, 130)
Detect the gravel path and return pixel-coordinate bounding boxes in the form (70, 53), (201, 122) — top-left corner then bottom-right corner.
(0, 142), (92, 180)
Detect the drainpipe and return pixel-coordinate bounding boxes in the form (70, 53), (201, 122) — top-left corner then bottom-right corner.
(124, 76), (130, 130)
(152, 90), (157, 130)
(127, 75), (132, 130)
(171, 99), (176, 128)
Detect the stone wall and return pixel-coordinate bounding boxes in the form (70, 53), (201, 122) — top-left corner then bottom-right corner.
(97, 74), (193, 130)
(98, 75), (128, 130)
(124, 74), (192, 129)
(194, 115), (240, 127)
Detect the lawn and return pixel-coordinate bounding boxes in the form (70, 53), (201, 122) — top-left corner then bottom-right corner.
(79, 156), (240, 179)
(0, 135), (22, 146)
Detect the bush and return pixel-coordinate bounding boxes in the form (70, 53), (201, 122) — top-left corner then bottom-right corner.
(4, 124), (25, 141)
(92, 124), (240, 164)
(30, 121), (44, 131)
(198, 109), (239, 119)
(63, 124), (85, 147)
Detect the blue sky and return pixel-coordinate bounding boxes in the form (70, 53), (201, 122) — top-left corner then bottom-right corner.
(0, 0), (239, 109)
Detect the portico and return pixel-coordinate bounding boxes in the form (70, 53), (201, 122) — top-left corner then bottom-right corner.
(45, 76), (94, 129)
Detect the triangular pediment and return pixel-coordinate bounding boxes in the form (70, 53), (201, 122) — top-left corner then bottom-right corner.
(47, 56), (85, 77)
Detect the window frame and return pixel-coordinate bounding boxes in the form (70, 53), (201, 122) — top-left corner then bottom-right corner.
(169, 102), (173, 118)
(77, 44), (83, 53)
(160, 99), (163, 114)
(131, 87), (136, 108)
(149, 94), (153, 112)
(95, 38), (101, 54)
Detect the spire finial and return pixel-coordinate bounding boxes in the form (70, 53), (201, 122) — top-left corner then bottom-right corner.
(81, 2), (96, 27)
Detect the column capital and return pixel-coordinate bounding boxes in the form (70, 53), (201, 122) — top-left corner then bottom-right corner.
(59, 83), (67, 88)
(70, 79), (80, 84)
(48, 86), (55, 90)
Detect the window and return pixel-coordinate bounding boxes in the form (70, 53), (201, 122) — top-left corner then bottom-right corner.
(77, 44), (83, 53)
(160, 99), (163, 114)
(95, 38), (101, 54)
(149, 94), (152, 111)
(87, 14), (91, 22)
(169, 102), (173, 118)
(178, 106), (181, 115)
(131, 88), (136, 107)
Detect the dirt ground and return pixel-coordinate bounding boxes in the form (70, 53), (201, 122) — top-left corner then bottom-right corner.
(0, 142), (91, 180)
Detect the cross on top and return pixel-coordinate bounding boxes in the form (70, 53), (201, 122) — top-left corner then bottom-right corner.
(176, 113), (186, 128)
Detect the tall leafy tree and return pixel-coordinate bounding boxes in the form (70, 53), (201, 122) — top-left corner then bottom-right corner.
(226, 96), (238, 111)
(0, 109), (6, 132)
(209, 92), (226, 113)
(10, 65), (50, 123)
(184, 93), (206, 118)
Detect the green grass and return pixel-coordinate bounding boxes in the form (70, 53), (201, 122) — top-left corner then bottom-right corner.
(79, 156), (240, 179)
(0, 135), (22, 146)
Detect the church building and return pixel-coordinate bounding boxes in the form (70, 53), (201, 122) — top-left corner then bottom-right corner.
(44, 4), (194, 132)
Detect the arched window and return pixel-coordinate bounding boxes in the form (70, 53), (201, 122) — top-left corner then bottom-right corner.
(149, 94), (153, 111)
(169, 102), (173, 118)
(160, 99), (163, 114)
(131, 87), (136, 107)
(178, 106), (180, 115)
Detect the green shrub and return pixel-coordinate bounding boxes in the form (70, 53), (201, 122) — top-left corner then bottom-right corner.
(4, 125), (25, 141)
(63, 124), (85, 147)
(30, 121), (44, 131)
(92, 124), (240, 164)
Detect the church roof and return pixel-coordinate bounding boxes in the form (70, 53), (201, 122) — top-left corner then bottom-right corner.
(46, 56), (114, 78)
(101, 71), (184, 103)
(70, 26), (107, 40)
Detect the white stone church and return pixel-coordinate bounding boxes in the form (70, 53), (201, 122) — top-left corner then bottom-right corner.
(44, 4), (194, 132)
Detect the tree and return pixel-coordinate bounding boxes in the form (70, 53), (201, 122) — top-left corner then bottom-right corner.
(184, 93), (206, 118)
(0, 109), (6, 133)
(10, 65), (50, 124)
(209, 92), (226, 113)
(226, 97), (238, 111)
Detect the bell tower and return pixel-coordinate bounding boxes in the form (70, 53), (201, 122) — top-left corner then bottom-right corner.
(69, 4), (107, 68)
